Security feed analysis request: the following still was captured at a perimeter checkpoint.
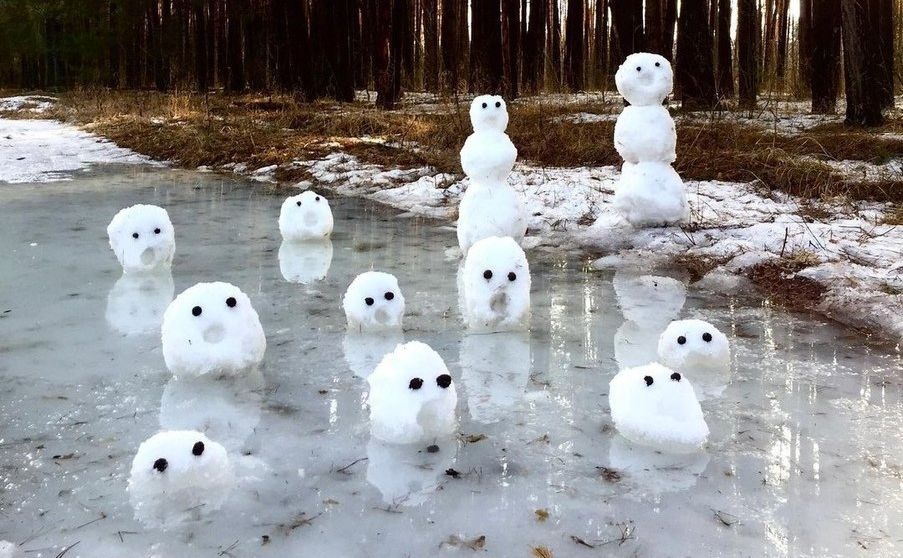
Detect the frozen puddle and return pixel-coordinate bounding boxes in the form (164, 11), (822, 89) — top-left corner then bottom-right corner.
(0, 167), (901, 556)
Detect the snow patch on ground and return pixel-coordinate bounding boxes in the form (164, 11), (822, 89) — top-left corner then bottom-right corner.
(0, 95), (56, 114)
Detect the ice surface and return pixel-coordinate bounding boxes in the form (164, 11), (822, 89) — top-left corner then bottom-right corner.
(461, 236), (531, 331)
(107, 204), (175, 273)
(459, 332), (531, 423)
(613, 273), (686, 326)
(608, 436), (709, 498)
(278, 239), (333, 284)
(278, 190), (334, 241)
(0, 542), (23, 558)
(343, 331), (405, 378)
(609, 363), (709, 452)
(343, 271), (405, 331)
(128, 430), (234, 528)
(456, 181), (527, 254)
(367, 341), (457, 444)
(105, 272), (174, 335)
(468, 94), (510, 133)
(366, 437), (457, 506)
(614, 162), (689, 226)
(161, 282), (267, 377)
(615, 52), (673, 106)
(614, 105), (676, 163)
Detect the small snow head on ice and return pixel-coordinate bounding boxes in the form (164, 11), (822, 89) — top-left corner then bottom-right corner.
(278, 190), (334, 241)
(608, 362), (709, 452)
(128, 430), (234, 527)
(107, 204), (175, 273)
(462, 236), (530, 331)
(368, 341), (457, 444)
(161, 282), (266, 377)
(469, 94), (509, 133)
(615, 52), (673, 106)
(658, 319), (730, 372)
(343, 271), (405, 332)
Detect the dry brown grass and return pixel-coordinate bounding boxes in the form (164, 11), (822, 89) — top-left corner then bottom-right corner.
(883, 204), (903, 225)
(20, 88), (902, 203)
(747, 258), (826, 311)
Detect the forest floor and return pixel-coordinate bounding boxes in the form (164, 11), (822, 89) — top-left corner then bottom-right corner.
(1, 89), (901, 341)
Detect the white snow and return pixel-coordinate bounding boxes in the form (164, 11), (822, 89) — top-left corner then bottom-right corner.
(367, 341), (457, 444)
(461, 236), (531, 332)
(658, 319), (731, 373)
(279, 190), (334, 241)
(161, 282), (267, 377)
(107, 204), (175, 273)
(343, 271), (406, 332)
(613, 162), (689, 226)
(0, 95), (55, 113)
(614, 105), (677, 164)
(457, 181), (527, 254)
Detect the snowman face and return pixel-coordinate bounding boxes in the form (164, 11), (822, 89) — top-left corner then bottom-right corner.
(615, 53), (673, 106)
(462, 236), (530, 330)
(658, 319), (730, 372)
(161, 282), (266, 377)
(343, 271), (405, 331)
(107, 204), (175, 273)
(469, 94), (509, 133)
(278, 190), (334, 241)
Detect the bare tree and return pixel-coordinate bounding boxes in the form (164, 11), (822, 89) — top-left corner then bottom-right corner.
(471, 0), (503, 92)
(841, 0), (885, 125)
(523, 0), (547, 92)
(737, 0), (758, 108)
(564, 0), (585, 91)
(716, 0), (733, 97)
(676, 0), (717, 109)
(811, 0), (842, 113)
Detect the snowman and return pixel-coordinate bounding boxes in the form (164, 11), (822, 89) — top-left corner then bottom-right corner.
(461, 236), (531, 331)
(457, 95), (527, 255)
(278, 190), (334, 241)
(107, 204), (175, 273)
(608, 53), (689, 227)
(367, 341), (457, 444)
(343, 271), (406, 332)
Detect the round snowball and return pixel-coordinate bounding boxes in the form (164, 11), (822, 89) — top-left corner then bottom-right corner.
(658, 319), (730, 373)
(614, 105), (676, 164)
(105, 272), (174, 336)
(278, 190), (334, 241)
(615, 52), (674, 106)
(107, 204), (175, 273)
(460, 131), (518, 184)
(343, 271), (405, 332)
(608, 362), (709, 452)
(462, 236), (531, 331)
(161, 282), (266, 377)
(469, 94), (509, 133)
(127, 430), (234, 528)
(368, 341), (457, 444)
(614, 161), (689, 227)
(457, 182), (527, 255)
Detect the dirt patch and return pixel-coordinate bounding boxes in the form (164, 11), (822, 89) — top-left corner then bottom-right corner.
(747, 259), (827, 311)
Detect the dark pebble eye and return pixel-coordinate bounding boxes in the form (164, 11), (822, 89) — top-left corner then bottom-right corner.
(655, 61), (661, 67)
(226, 297), (237, 308)
(677, 335), (686, 345)
(436, 374), (452, 388)
(296, 200), (302, 206)
(192, 306), (202, 317)
(483, 269), (493, 280)
(670, 372), (681, 382)
(495, 101), (501, 108)
(365, 297), (374, 306)
(507, 272), (516, 281)
(384, 291), (394, 301)
(192, 441), (205, 456)
(315, 196), (320, 201)
(636, 66), (642, 72)
(153, 458), (168, 472)
(409, 377), (423, 390)
(154, 228), (161, 234)
(644, 375), (654, 386)
(481, 102), (487, 109)
(702, 332), (713, 342)
(132, 232), (139, 239)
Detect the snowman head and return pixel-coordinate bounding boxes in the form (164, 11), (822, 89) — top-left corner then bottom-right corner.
(658, 319), (730, 373)
(161, 282), (266, 377)
(107, 204), (175, 273)
(343, 271), (405, 332)
(462, 236), (530, 331)
(615, 53), (673, 106)
(127, 430), (234, 527)
(368, 341), (458, 444)
(469, 94), (509, 133)
(608, 362), (709, 452)
(278, 190), (334, 241)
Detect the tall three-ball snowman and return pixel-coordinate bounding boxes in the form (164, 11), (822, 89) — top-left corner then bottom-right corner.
(457, 95), (527, 255)
(612, 53), (689, 227)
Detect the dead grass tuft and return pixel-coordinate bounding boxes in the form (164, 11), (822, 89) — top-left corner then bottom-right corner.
(883, 204), (903, 225)
(747, 258), (826, 311)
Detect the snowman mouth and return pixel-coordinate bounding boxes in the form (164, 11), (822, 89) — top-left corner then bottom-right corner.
(489, 291), (509, 315)
(140, 247), (156, 265)
(203, 324), (226, 344)
(303, 211), (318, 226)
(374, 308), (391, 325)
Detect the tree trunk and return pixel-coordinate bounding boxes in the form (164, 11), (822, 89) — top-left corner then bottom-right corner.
(501, 0), (520, 97)
(663, 0), (677, 59)
(676, 0), (716, 109)
(564, 0), (584, 91)
(193, 0), (208, 91)
(440, 0), (460, 91)
(226, 0), (245, 91)
(593, 0), (607, 88)
(470, 0), (503, 92)
(775, 0), (790, 80)
(878, 0), (894, 107)
(549, 0), (562, 88)
(374, 0), (397, 107)
(737, 0), (757, 108)
(645, 0), (663, 55)
(799, 0), (813, 92)
(610, 0), (643, 63)
(811, 0), (841, 113)
(422, 0), (439, 91)
(716, 0), (732, 97)
(523, 0), (546, 92)
(841, 0), (885, 125)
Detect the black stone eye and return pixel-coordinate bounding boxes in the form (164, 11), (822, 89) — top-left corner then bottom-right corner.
(436, 374), (452, 388)
(636, 66), (641, 72)
(409, 377), (423, 390)
(384, 291), (394, 301)
(507, 272), (516, 281)
(226, 297), (237, 308)
(132, 232), (139, 239)
(192, 306), (202, 317)
(670, 372), (681, 382)
(644, 375), (654, 386)
(655, 61), (661, 67)
(702, 332), (713, 342)
(192, 441), (205, 456)
(315, 196), (320, 201)
(154, 228), (161, 234)
(677, 335), (686, 345)
(153, 458), (168, 472)
(481, 102), (487, 109)
(495, 101), (501, 108)
(365, 297), (374, 306)
(483, 269), (493, 280)
(296, 200), (302, 206)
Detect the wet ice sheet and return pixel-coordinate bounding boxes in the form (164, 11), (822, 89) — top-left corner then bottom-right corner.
(0, 167), (901, 557)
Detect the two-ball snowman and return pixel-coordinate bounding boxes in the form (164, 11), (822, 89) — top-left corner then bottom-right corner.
(610, 53), (689, 227)
(457, 95), (527, 255)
